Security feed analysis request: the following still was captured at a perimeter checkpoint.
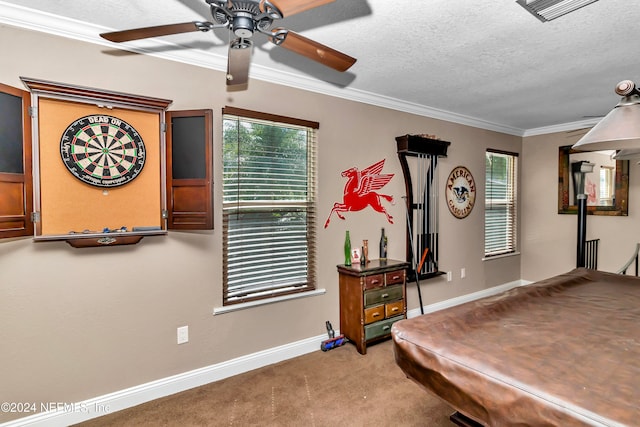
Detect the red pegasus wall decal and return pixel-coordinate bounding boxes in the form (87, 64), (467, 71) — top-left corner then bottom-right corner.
(324, 159), (395, 228)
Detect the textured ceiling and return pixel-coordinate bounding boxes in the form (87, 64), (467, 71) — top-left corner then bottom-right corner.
(1, 0), (639, 135)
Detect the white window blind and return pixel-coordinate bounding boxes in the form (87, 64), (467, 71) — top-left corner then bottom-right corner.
(485, 150), (518, 257)
(599, 166), (614, 204)
(222, 107), (317, 305)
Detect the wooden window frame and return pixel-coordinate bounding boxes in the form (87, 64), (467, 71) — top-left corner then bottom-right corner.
(221, 106), (318, 305)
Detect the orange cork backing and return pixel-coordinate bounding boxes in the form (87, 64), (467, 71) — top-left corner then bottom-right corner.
(37, 98), (161, 235)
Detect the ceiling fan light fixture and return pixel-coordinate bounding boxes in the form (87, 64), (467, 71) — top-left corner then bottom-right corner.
(516, 0), (599, 22)
(230, 38), (253, 50)
(227, 38), (253, 86)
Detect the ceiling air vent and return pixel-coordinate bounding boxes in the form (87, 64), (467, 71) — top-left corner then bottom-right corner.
(516, 0), (599, 22)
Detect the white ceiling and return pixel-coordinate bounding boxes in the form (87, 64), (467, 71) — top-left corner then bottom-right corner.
(1, 0), (639, 136)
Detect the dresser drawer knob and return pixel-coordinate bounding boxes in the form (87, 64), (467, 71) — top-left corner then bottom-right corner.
(373, 313), (381, 317)
(381, 293), (389, 299)
(382, 325), (391, 331)
(371, 279), (380, 284)
(391, 275), (400, 280)
(391, 307), (399, 312)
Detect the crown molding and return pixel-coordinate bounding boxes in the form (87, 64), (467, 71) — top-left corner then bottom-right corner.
(0, 1), (544, 137)
(522, 117), (600, 137)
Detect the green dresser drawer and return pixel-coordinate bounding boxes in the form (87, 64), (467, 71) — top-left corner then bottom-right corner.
(364, 316), (403, 340)
(364, 284), (403, 307)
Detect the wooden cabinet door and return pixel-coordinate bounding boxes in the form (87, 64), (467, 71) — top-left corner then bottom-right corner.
(0, 83), (33, 238)
(166, 109), (213, 230)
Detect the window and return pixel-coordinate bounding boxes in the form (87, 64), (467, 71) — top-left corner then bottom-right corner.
(599, 166), (614, 205)
(222, 107), (318, 305)
(485, 150), (518, 257)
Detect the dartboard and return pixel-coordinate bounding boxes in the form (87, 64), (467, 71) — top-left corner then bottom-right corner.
(60, 114), (145, 188)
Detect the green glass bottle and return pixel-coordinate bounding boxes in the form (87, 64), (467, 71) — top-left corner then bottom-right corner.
(344, 230), (352, 266)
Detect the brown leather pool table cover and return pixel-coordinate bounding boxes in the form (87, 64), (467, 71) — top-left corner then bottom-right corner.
(391, 268), (640, 426)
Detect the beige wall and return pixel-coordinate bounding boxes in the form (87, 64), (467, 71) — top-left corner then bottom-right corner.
(0, 24), (521, 422)
(521, 131), (640, 282)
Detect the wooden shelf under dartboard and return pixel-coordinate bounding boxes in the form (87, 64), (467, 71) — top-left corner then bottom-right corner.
(34, 230), (167, 248)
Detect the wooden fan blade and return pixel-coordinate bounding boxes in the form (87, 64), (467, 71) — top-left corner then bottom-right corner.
(275, 29), (356, 72)
(227, 40), (253, 86)
(269, 0), (335, 17)
(100, 22), (203, 43)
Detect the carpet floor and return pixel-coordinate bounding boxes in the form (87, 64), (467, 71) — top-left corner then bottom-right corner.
(76, 339), (454, 426)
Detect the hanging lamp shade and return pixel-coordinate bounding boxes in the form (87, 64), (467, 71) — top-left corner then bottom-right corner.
(612, 148), (640, 160)
(572, 80), (640, 152)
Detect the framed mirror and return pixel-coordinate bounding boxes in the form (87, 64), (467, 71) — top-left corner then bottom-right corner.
(558, 145), (629, 216)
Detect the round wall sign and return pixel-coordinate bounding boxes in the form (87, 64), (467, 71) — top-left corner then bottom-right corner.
(60, 115), (145, 188)
(446, 166), (476, 219)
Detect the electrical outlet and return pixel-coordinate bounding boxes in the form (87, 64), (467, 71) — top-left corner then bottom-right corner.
(461, 268), (466, 279)
(446, 271), (452, 282)
(177, 326), (189, 344)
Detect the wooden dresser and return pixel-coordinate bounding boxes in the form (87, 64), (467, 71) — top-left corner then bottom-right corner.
(337, 259), (409, 354)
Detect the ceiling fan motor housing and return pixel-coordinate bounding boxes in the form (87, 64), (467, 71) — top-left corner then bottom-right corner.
(208, 0), (279, 35)
(233, 12), (255, 38)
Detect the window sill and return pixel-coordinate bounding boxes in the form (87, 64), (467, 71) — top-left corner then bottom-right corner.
(213, 288), (327, 315)
(482, 251), (521, 261)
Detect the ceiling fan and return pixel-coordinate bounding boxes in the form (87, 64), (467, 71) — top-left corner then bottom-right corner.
(99, 0), (357, 87)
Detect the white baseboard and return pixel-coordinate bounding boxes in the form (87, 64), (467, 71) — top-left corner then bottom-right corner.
(407, 278), (531, 319)
(1, 334), (326, 427)
(2, 279), (530, 427)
